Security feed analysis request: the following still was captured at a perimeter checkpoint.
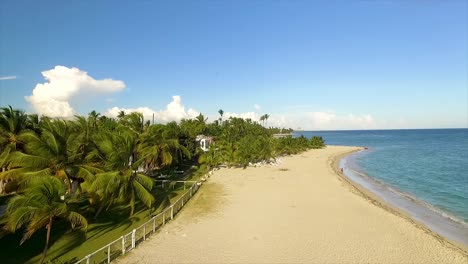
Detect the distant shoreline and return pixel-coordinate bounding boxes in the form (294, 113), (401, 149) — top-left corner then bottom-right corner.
(294, 127), (468, 132)
(333, 148), (468, 254)
(117, 146), (467, 263)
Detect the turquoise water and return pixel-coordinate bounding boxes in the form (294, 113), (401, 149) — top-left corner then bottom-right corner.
(297, 129), (468, 243)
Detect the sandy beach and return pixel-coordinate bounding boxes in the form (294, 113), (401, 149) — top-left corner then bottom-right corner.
(117, 146), (468, 263)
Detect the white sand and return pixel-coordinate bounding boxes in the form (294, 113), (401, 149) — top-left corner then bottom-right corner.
(117, 146), (467, 263)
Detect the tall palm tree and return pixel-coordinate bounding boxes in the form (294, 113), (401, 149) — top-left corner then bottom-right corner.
(88, 110), (100, 129)
(89, 127), (154, 217)
(117, 110), (126, 119)
(218, 109), (224, 124)
(264, 114), (270, 127)
(3, 176), (87, 264)
(259, 114), (266, 126)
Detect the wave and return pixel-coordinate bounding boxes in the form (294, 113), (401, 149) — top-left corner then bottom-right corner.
(348, 167), (468, 229)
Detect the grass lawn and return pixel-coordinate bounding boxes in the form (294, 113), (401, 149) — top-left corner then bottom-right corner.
(0, 179), (196, 264)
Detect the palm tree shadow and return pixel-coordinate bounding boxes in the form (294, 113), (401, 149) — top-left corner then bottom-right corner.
(47, 230), (86, 262)
(86, 210), (138, 240)
(152, 185), (179, 214)
(117, 215), (140, 230)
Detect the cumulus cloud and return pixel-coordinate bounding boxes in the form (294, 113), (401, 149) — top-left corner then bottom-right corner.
(105, 96), (200, 123)
(0, 76), (16, 80)
(25, 66), (125, 117)
(254, 104), (261, 110)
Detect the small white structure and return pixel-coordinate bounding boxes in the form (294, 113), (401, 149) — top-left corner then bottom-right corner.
(195, 135), (214, 152)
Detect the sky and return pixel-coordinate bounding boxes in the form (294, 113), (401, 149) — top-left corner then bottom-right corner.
(0, 0), (467, 130)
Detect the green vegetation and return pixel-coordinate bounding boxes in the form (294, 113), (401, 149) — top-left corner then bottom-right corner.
(0, 106), (324, 263)
(3, 177), (88, 264)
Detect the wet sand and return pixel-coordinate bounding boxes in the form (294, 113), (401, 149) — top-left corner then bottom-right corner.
(117, 146), (468, 263)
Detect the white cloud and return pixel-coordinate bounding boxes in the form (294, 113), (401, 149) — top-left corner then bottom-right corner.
(0, 76), (16, 80)
(206, 109), (376, 130)
(105, 95), (200, 123)
(224, 111), (261, 121)
(25, 66), (125, 118)
(265, 111), (377, 130)
(254, 104), (261, 110)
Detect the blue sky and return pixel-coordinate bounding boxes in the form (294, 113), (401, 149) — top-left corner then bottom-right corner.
(0, 0), (466, 129)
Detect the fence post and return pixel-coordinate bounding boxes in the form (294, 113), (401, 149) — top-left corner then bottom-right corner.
(121, 236), (126, 254)
(107, 244), (111, 263)
(73, 180), (200, 264)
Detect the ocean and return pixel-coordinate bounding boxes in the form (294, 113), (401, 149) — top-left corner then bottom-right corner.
(297, 129), (468, 246)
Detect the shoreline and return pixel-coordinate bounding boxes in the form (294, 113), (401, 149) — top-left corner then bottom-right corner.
(117, 146), (468, 263)
(332, 148), (468, 254)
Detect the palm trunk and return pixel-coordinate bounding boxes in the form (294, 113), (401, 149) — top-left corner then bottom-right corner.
(39, 217), (53, 264)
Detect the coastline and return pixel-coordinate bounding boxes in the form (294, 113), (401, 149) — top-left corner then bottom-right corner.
(331, 148), (468, 254)
(117, 146), (468, 263)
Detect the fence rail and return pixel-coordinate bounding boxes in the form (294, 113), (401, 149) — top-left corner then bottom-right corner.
(74, 180), (200, 264)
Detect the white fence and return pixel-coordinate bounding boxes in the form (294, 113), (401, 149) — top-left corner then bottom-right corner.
(74, 180), (200, 264)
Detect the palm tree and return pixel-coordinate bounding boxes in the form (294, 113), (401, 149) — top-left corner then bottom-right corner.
(259, 114), (266, 126)
(0, 105), (28, 154)
(3, 176), (87, 264)
(218, 109), (224, 124)
(139, 125), (191, 171)
(0, 106), (29, 193)
(117, 110), (126, 119)
(88, 110), (100, 129)
(195, 113), (207, 124)
(89, 127), (154, 217)
(264, 114), (270, 127)
(119, 112), (144, 134)
(2, 119), (99, 193)
(198, 146), (221, 172)
(25, 113), (41, 134)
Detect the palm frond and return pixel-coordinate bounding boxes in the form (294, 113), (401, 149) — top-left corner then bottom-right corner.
(74, 166), (98, 182)
(90, 171), (120, 196)
(22, 214), (52, 244)
(7, 152), (48, 170)
(132, 180), (154, 208)
(135, 173), (153, 190)
(0, 145), (12, 167)
(0, 167), (27, 181)
(22, 168), (53, 178)
(4, 206), (35, 233)
(67, 211), (88, 230)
